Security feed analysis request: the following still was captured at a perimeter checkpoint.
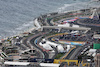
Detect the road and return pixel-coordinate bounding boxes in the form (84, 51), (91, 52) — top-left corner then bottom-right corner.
(29, 33), (49, 59)
(20, 16), (54, 60)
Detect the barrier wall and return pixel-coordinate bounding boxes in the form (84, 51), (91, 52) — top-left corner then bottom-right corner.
(53, 59), (78, 66)
(59, 40), (85, 46)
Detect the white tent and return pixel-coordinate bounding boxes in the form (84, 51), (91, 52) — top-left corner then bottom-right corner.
(46, 41), (59, 47)
(43, 44), (53, 50)
(42, 39), (46, 41)
(52, 50), (55, 53)
(40, 40), (64, 52)
(89, 49), (96, 53)
(40, 63), (60, 67)
(39, 42), (53, 50)
(92, 53), (96, 57)
(4, 61), (30, 66)
(67, 45), (71, 52)
(39, 42), (43, 46)
(57, 45), (64, 52)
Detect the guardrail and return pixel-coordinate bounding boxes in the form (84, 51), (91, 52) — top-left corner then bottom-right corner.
(53, 59), (78, 66)
(34, 37), (45, 58)
(61, 46), (76, 59)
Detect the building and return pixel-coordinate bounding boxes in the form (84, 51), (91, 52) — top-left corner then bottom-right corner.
(94, 53), (100, 67)
(93, 43), (100, 49)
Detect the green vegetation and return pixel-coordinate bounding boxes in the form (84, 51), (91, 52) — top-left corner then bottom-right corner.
(43, 32), (58, 38)
(13, 36), (16, 38)
(6, 39), (11, 44)
(28, 33), (33, 36)
(9, 41), (11, 44)
(55, 53), (65, 59)
(47, 18), (52, 20)
(7, 39), (10, 42)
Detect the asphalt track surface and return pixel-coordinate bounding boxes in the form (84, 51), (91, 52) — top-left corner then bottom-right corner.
(29, 33), (49, 59)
